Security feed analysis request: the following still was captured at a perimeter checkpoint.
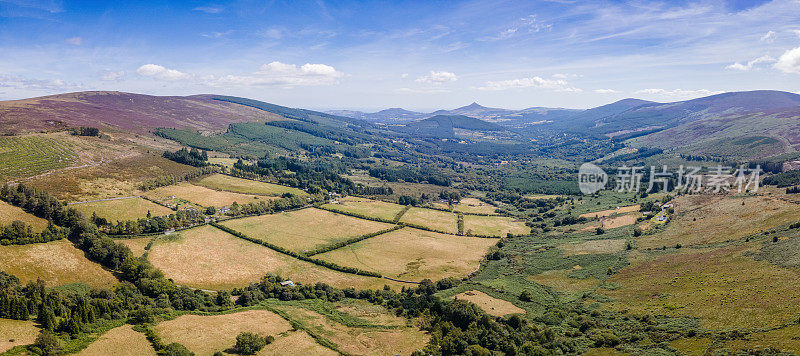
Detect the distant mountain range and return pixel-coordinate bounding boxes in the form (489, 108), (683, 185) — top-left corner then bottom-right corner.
(2, 89), (800, 159)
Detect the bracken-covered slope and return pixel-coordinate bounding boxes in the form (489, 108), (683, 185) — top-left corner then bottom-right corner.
(0, 91), (281, 135)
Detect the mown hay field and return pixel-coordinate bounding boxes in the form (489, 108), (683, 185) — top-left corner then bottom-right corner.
(0, 239), (118, 288)
(258, 330), (337, 356)
(0, 318), (39, 353)
(272, 304), (428, 356)
(70, 197), (174, 222)
(603, 243), (800, 329)
(142, 182), (267, 208)
(454, 197), (498, 215)
(76, 324), (156, 356)
(316, 227), (497, 282)
(220, 208), (394, 253)
(194, 173), (306, 196)
(399, 207), (459, 234)
(0, 200), (49, 232)
(155, 310), (293, 356)
(579, 205), (640, 219)
(146, 225), (400, 291)
(454, 290), (525, 317)
(321, 196), (405, 221)
(637, 195), (800, 249)
(463, 215), (528, 237)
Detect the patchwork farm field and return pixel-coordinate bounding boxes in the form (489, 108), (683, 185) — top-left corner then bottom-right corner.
(220, 208), (394, 253)
(259, 330), (337, 356)
(463, 214), (528, 237)
(399, 207), (459, 234)
(146, 225), (399, 290)
(194, 173), (306, 196)
(155, 310), (293, 355)
(0, 318), (39, 353)
(0, 239), (118, 288)
(316, 227), (497, 281)
(603, 242), (800, 329)
(271, 302), (428, 356)
(453, 197), (498, 215)
(70, 196), (174, 221)
(453, 290), (525, 317)
(116, 236), (153, 258)
(76, 325), (155, 356)
(142, 182), (267, 208)
(637, 195), (800, 248)
(321, 196), (405, 221)
(0, 199), (49, 232)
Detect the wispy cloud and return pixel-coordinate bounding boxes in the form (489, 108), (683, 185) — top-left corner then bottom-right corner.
(193, 6), (223, 14)
(479, 14), (551, 41)
(725, 55), (775, 71)
(100, 70), (125, 81)
(0, 75), (80, 91)
(635, 88), (722, 100)
(415, 71), (457, 84)
(65, 37), (82, 46)
(760, 31), (776, 43)
(478, 76), (576, 91)
(594, 89), (620, 94)
(201, 30), (233, 39)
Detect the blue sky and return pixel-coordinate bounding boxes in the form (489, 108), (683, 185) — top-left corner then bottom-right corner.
(1, 0), (799, 111)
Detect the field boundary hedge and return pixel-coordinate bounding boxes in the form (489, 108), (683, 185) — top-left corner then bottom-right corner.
(209, 222), (383, 278)
(304, 225), (404, 257)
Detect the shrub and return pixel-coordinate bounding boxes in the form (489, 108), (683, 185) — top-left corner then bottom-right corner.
(162, 343), (193, 356)
(30, 330), (61, 356)
(235, 332), (267, 355)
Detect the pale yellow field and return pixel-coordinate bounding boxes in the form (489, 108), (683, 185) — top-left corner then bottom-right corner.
(155, 310), (293, 356)
(600, 214), (637, 229)
(0, 239), (118, 288)
(463, 215), (528, 237)
(400, 207), (459, 234)
(560, 239), (627, 256)
(454, 290), (525, 316)
(258, 330), (336, 356)
(147, 225), (399, 290)
(604, 243), (800, 329)
(142, 182), (267, 208)
(321, 196), (405, 221)
(527, 269), (600, 293)
(220, 208), (393, 253)
(579, 205), (640, 219)
(454, 198), (498, 215)
(116, 237), (152, 258)
(273, 305), (428, 356)
(637, 195), (800, 248)
(70, 197), (173, 222)
(0, 200), (49, 232)
(77, 325), (155, 356)
(316, 227), (497, 281)
(0, 319), (39, 353)
(194, 173), (306, 196)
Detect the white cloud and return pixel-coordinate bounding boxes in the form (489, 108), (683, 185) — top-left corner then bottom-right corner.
(261, 28), (283, 40)
(635, 88), (723, 99)
(400, 73), (409, 79)
(202, 30), (232, 39)
(100, 70), (125, 81)
(396, 87), (450, 94)
(65, 37), (82, 46)
(725, 54), (775, 71)
(594, 89), (620, 94)
(774, 45), (800, 74)
(415, 71), (457, 84)
(760, 31), (776, 43)
(553, 73), (580, 79)
(209, 61), (344, 87)
(136, 64), (191, 81)
(478, 76), (571, 91)
(193, 6), (222, 13)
